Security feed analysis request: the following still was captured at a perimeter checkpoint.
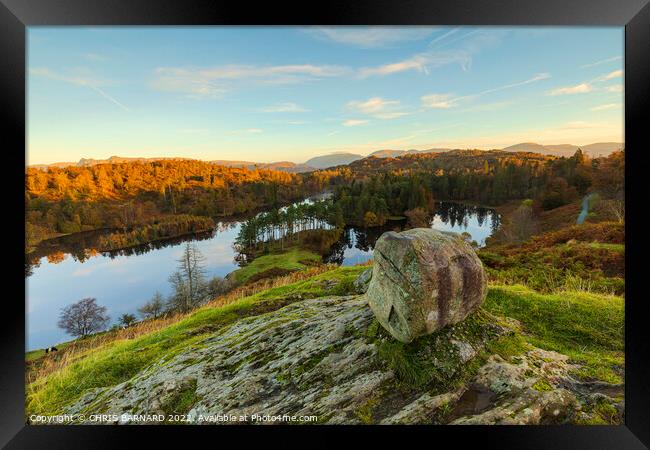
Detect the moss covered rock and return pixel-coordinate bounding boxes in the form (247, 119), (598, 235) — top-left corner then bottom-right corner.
(366, 228), (487, 343)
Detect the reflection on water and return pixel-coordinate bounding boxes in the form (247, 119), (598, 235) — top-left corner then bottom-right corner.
(324, 202), (500, 266)
(26, 222), (242, 350)
(25, 201), (498, 350)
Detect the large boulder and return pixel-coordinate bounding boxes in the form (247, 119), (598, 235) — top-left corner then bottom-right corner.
(366, 228), (487, 343)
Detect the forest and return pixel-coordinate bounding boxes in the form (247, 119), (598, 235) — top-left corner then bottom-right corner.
(25, 160), (329, 248)
(321, 149), (622, 227)
(26, 149), (624, 254)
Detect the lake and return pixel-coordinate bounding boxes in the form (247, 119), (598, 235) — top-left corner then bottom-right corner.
(26, 201), (499, 350)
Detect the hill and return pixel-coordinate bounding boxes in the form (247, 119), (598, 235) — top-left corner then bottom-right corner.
(338, 149), (555, 176)
(502, 142), (623, 158)
(258, 161), (315, 173)
(368, 148), (458, 158)
(26, 259), (624, 425)
(209, 160), (314, 173)
(30, 157), (315, 174)
(304, 152), (364, 169)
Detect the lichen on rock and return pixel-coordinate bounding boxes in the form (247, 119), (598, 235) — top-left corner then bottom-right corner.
(64, 294), (512, 425)
(365, 228), (488, 343)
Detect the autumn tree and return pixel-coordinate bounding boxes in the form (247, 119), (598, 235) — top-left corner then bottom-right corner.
(363, 211), (380, 228)
(404, 208), (430, 229)
(57, 298), (110, 338)
(503, 200), (538, 243)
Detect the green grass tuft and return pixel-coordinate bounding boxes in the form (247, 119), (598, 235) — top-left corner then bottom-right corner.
(484, 285), (624, 384)
(230, 248), (321, 284)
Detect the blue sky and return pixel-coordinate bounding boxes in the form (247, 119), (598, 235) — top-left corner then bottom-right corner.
(27, 26), (624, 165)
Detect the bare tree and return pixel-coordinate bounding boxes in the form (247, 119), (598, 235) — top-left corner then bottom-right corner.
(206, 275), (234, 299)
(57, 298), (110, 338)
(138, 291), (165, 319)
(167, 243), (207, 312)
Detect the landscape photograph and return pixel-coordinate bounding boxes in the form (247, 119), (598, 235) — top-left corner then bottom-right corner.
(25, 26), (624, 425)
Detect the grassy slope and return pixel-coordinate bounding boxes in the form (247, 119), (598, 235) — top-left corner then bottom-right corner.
(27, 265), (366, 416)
(479, 222), (625, 295)
(484, 285), (624, 384)
(27, 265), (623, 419)
(230, 248), (321, 285)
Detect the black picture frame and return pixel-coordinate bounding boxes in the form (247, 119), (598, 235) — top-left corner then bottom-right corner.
(2, 0), (648, 447)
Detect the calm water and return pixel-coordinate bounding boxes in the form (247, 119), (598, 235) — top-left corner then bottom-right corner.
(26, 201), (498, 350)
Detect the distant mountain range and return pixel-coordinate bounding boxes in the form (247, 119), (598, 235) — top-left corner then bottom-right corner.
(365, 142), (623, 161)
(30, 156), (316, 173)
(29, 156), (194, 171)
(29, 142), (623, 172)
(209, 160), (315, 173)
(500, 142), (623, 158)
(304, 153), (366, 169)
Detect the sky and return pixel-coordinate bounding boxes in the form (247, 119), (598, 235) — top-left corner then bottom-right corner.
(27, 26), (624, 165)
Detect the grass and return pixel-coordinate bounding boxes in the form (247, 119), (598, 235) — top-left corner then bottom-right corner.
(586, 242), (624, 252)
(230, 248), (322, 285)
(161, 379), (200, 417)
(27, 258), (624, 422)
(373, 284), (624, 396)
(26, 264), (367, 417)
(26, 264), (342, 383)
(480, 222), (625, 295)
(576, 396), (622, 425)
(484, 285), (624, 384)
(374, 310), (503, 392)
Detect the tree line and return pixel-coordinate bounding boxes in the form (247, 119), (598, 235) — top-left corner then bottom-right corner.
(28, 149), (624, 251)
(26, 160), (324, 248)
(326, 149), (624, 226)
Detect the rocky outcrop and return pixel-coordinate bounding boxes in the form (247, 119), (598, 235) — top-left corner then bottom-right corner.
(61, 289), (606, 425)
(449, 349), (579, 425)
(366, 228), (487, 343)
(66, 294), (513, 425)
(353, 267), (372, 294)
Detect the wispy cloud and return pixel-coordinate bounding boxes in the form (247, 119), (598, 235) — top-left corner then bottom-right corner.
(358, 29), (507, 77)
(470, 73), (551, 97)
(260, 102), (309, 113)
(580, 55), (622, 69)
(359, 51), (472, 77)
(428, 28), (461, 46)
(591, 103), (620, 111)
(346, 97), (408, 119)
(29, 67), (129, 111)
(88, 86), (130, 111)
(422, 73), (550, 108)
(601, 69), (623, 80)
(547, 83), (593, 96)
(342, 119), (369, 127)
(547, 69), (622, 96)
(421, 94), (455, 109)
(151, 64), (350, 98)
(604, 85), (624, 93)
(305, 26), (436, 48)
